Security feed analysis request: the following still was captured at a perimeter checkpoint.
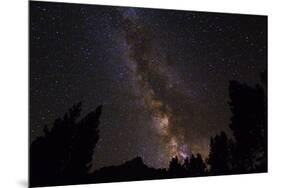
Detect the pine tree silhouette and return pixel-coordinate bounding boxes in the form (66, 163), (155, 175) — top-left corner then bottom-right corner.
(207, 131), (231, 175)
(30, 103), (102, 187)
(188, 154), (206, 176)
(183, 156), (190, 176)
(228, 79), (267, 173)
(168, 156), (186, 177)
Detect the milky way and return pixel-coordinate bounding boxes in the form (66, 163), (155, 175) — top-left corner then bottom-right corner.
(119, 8), (189, 162)
(30, 2), (267, 170)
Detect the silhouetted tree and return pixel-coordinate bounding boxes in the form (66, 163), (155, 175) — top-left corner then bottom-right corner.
(183, 156), (189, 171)
(168, 156), (186, 177)
(188, 154), (206, 176)
(228, 79), (267, 173)
(207, 131), (231, 175)
(30, 103), (102, 187)
(64, 104), (102, 181)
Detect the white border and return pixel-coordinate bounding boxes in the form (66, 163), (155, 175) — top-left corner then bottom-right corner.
(1, 0), (281, 187)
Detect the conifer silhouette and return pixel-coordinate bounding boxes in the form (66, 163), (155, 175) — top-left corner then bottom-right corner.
(30, 103), (102, 187)
(228, 80), (267, 173)
(207, 132), (231, 175)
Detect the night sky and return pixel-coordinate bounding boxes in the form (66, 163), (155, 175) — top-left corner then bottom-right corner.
(30, 1), (267, 171)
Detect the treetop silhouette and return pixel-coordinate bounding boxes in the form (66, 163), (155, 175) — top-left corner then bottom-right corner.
(30, 102), (102, 186)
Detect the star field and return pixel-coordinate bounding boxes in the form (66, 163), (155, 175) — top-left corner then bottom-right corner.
(30, 1), (267, 170)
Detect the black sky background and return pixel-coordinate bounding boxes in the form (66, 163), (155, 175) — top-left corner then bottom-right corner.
(30, 1), (267, 171)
